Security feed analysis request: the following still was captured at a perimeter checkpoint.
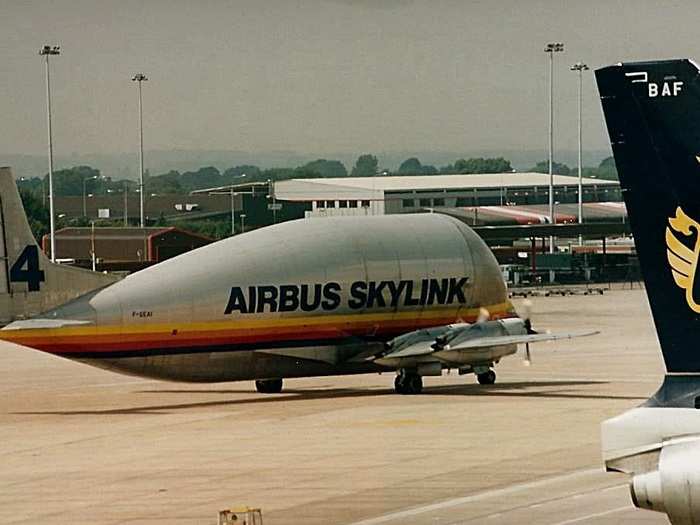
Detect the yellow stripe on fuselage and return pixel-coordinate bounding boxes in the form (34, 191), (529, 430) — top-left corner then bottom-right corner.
(0, 301), (517, 342)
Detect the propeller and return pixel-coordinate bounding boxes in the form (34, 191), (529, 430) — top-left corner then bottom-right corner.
(476, 307), (490, 324)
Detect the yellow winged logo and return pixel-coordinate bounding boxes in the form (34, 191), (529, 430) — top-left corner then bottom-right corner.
(667, 206), (700, 312)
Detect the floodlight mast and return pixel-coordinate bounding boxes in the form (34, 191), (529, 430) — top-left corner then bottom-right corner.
(571, 61), (589, 245)
(39, 45), (60, 262)
(544, 42), (564, 256)
(132, 73), (148, 228)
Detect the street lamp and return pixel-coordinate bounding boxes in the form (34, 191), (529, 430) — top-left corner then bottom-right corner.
(82, 175), (99, 217)
(39, 44), (60, 262)
(228, 174), (247, 235)
(266, 178), (278, 224)
(123, 181), (129, 227)
(571, 61), (589, 245)
(132, 73), (148, 228)
(107, 185), (130, 226)
(544, 42), (564, 254)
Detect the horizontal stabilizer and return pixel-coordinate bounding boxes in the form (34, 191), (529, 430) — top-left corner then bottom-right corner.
(445, 330), (599, 351)
(3, 318), (93, 330)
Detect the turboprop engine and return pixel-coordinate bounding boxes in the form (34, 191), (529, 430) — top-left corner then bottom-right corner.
(630, 439), (700, 524)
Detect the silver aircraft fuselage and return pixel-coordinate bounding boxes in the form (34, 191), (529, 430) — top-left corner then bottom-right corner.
(0, 214), (516, 382)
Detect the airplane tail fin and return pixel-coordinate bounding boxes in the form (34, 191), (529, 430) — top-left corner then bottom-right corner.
(596, 59), (700, 378)
(0, 167), (118, 324)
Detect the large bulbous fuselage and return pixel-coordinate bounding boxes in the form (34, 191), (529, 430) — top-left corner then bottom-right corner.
(3, 214), (513, 382)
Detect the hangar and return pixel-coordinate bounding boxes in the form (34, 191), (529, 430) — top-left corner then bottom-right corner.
(273, 173), (621, 218)
(44, 227), (213, 272)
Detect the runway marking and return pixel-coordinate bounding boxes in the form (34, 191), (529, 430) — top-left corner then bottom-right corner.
(345, 468), (602, 525)
(448, 484), (628, 524)
(549, 505), (630, 524)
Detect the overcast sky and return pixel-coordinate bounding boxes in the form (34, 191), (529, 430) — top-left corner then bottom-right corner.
(2, 0), (700, 160)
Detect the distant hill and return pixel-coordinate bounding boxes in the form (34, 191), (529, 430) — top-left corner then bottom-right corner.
(0, 148), (613, 180)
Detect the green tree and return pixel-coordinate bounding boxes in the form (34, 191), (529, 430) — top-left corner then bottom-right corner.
(440, 157), (512, 174)
(596, 156), (618, 180)
(20, 190), (49, 243)
(146, 171), (183, 194)
(179, 166), (222, 192)
(300, 159), (347, 178)
(398, 157), (423, 174)
(397, 157), (438, 175)
(49, 166), (102, 196)
(223, 165), (262, 183)
(530, 160), (571, 176)
(350, 154), (379, 177)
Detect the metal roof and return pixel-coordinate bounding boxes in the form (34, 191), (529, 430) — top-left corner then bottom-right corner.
(274, 173), (618, 200)
(435, 202), (626, 226)
(52, 226), (212, 242)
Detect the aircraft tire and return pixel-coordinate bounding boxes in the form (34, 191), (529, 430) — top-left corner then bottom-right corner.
(477, 370), (496, 385)
(394, 373), (423, 394)
(408, 374), (423, 394)
(255, 379), (283, 393)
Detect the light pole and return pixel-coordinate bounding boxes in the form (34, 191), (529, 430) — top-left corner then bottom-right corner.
(132, 73), (148, 228)
(230, 174), (247, 235)
(544, 42), (564, 254)
(40, 44), (60, 261)
(267, 179), (278, 224)
(571, 61), (589, 245)
(82, 175), (99, 217)
(123, 181), (129, 227)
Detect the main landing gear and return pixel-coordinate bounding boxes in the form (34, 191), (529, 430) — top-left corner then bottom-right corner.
(255, 378), (283, 393)
(394, 371), (423, 395)
(476, 370), (496, 385)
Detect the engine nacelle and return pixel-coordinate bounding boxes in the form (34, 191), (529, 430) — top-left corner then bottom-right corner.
(630, 439), (700, 524)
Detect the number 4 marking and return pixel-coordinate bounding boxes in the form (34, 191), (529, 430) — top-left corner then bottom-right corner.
(10, 245), (45, 292)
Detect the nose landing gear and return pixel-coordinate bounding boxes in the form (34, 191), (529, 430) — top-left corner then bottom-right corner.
(394, 371), (423, 395)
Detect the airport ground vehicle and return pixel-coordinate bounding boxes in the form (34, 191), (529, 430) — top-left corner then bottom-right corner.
(218, 507), (262, 525)
(597, 58), (700, 523)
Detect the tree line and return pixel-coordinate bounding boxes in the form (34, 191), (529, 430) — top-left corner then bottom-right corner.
(17, 154), (618, 242)
(16, 155), (617, 199)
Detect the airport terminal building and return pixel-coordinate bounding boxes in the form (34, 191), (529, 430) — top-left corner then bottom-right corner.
(273, 173), (621, 219)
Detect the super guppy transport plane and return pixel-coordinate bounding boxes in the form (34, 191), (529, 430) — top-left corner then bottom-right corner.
(0, 166), (594, 394)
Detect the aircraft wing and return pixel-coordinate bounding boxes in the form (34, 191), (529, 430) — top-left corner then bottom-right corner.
(379, 341), (436, 359)
(445, 330), (599, 351)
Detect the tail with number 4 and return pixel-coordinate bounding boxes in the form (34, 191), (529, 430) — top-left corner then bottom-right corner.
(0, 167), (118, 325)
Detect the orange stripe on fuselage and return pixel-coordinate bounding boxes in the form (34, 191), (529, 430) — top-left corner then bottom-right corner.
(0, 302), (517, 355)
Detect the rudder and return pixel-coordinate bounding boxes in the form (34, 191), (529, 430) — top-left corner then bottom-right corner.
(597, 59), (700, 374)
(0, 167), (119, 324)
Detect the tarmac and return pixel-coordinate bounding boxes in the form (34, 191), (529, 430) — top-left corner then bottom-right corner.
(0, 285), (669, 524)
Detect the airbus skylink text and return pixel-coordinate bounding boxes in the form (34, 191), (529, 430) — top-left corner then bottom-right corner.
(224, 277), (470, 314)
